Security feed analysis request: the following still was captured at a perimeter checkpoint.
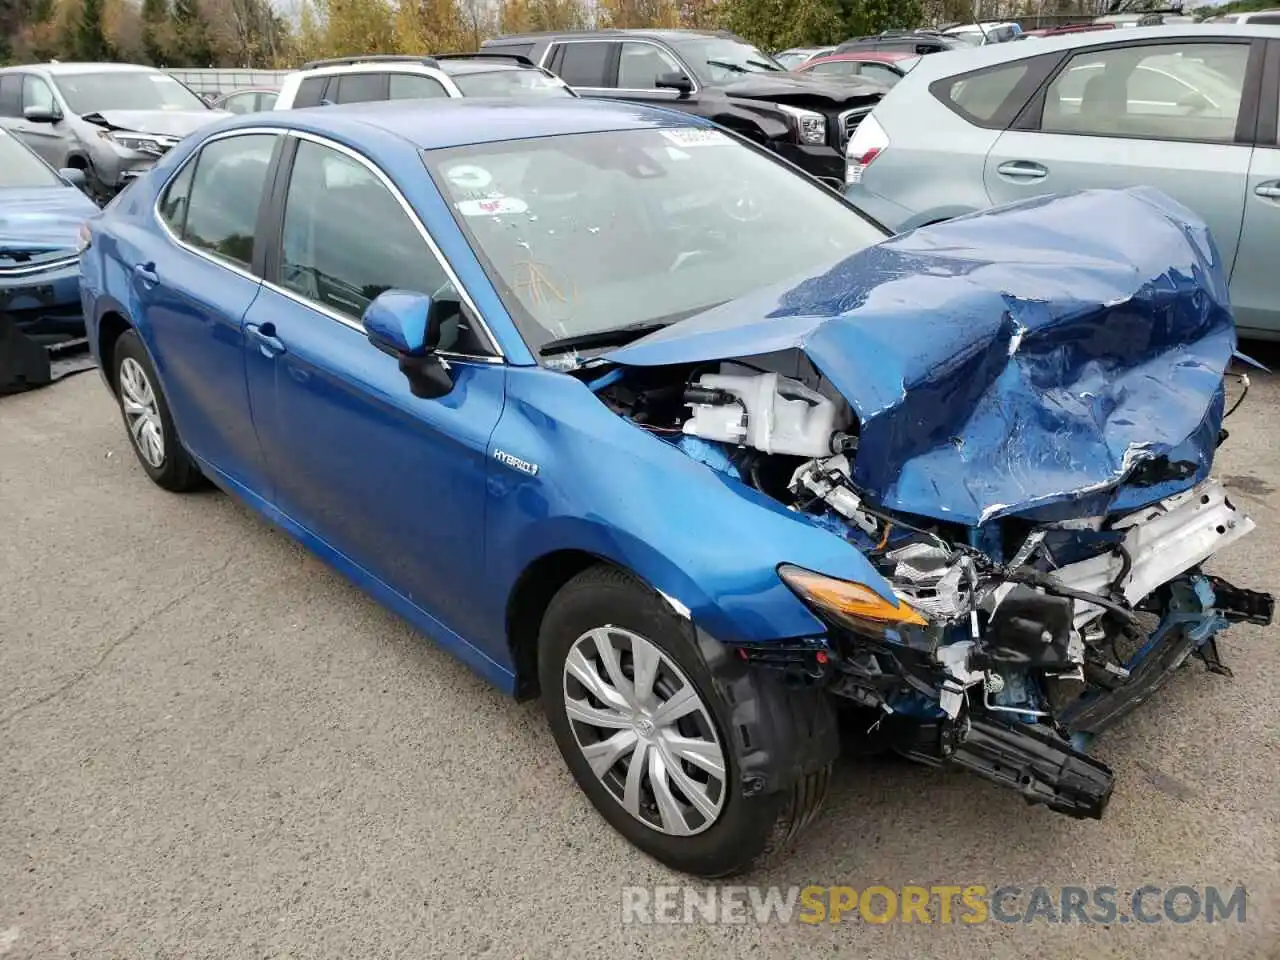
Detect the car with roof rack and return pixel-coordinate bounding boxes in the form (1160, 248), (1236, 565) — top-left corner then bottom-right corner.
(272, 53), (574, 111)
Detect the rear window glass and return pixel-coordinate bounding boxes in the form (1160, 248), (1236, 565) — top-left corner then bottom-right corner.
(933, 61), (1030, 126)
(292, 76), (327, 108)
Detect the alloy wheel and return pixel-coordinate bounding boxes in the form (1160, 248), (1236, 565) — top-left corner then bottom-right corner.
(562, 626), (727, 836)
(118, 357), (165, 468)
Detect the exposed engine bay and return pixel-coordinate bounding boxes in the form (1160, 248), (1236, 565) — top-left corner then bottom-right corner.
(591, 357), (1274, 821)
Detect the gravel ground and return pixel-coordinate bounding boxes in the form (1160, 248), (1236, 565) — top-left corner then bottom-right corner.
(1, 363), (1277, 959)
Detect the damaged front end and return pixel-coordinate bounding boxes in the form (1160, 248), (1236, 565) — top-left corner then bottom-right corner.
(593, 187), (1274, 820)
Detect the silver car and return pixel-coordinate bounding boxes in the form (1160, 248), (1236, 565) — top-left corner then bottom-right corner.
(0, 63), (228, 199)
(844, 24), (1280, 337)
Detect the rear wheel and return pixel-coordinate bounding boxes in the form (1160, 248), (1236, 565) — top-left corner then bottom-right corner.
(113, 329), (202, 492)
(538, 565), (831, 877)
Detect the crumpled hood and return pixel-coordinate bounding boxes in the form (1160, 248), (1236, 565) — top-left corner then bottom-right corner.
(718, 72), (886, 104)
(84, 109), (226, 138)
(606, 187), (1235, 526)
(0, 186), (98, 263)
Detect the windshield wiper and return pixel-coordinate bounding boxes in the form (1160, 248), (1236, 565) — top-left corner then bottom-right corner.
(705, 58), (749, 74)
(537, 302), (728, 357)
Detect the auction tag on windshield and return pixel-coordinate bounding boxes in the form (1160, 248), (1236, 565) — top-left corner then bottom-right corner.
(661, 128), (730, 148)
(456, 196), (529, 217)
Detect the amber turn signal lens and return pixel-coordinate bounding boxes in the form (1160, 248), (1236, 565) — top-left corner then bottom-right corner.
(779, 564), (928, 627)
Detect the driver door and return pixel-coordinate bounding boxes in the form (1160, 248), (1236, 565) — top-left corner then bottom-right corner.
(242, 136), (507, 652)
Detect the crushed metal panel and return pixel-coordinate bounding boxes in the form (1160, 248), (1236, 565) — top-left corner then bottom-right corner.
(607, 187), (1236, 526)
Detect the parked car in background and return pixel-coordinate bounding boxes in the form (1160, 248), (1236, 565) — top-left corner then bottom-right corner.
(843, 24), (1280, 337)
(80, 98), (1271, 878)
(1205, 9), (1280, 25)
(942, 21), (1023, 45)
(273, 53), (574, 110)
(165, 67), (291, 102)
(0, 129), (97, 337)
(834, 30), (965, 55)
(794, 51), (921, 87)
(481, 29), (885, 186)
(0, 63), (227, 200)
(1019, 23), (1116, 39)
(214, 87), (280, 114)
(774, 46), (836, 69)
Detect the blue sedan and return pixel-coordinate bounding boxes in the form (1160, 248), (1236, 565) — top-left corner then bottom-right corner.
(80, 99), (1270, 876)
(1, 129), (97, 336)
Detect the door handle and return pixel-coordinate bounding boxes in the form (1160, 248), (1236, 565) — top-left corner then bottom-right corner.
(245, 321), (286, 357)
(1254, 182), (1280, 199)
(132, 262), (159, 286)
(996, 160), (1049, 180)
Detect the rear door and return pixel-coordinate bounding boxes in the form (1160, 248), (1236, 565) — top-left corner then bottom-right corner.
(139, 131), (282, 493)
(544, 40), (617, 95)
(984, 37), (1260, 275)
(1230, 38), (1280, 335)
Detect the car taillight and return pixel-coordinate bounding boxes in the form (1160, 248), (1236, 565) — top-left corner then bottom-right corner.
(844, 114), (888, 185)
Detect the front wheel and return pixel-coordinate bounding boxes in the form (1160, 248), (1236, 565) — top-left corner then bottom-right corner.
(538, 565), (832, 877)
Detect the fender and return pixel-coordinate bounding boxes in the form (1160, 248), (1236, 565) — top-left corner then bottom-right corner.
(481, 365), (899, 657)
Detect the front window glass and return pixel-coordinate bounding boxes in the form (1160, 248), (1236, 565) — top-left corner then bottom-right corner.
(53, 71), (208, 115)
(1042, 43), (1248, 142)
(451, 70), (571, 97)
(0, 131), (60, 187)
(428, 128), (883, 358)
(671, 37), (784, 83)
(617, 42), (685, 89)
(279, 140), (494, 357)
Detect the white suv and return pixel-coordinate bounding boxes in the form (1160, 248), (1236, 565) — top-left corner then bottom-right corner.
(274, 54), (574, 110)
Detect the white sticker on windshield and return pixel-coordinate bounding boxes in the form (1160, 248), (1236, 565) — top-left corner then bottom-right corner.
(456, 196), (529, 217)
(447, 164), (493, 190)
(665, 147), (692, 161)
(661, 128), (730, 148)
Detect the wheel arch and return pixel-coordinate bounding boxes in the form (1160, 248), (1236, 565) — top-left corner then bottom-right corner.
(95, 304), (135, 387)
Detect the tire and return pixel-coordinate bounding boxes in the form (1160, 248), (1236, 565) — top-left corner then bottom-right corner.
(112, 329), (202, 492)
(538, 565), (831, 877)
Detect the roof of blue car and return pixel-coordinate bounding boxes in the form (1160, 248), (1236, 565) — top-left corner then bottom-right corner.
(246, 98), (711, 151)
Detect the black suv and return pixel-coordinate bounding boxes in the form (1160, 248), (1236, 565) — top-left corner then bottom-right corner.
(481, 29), (885, 186)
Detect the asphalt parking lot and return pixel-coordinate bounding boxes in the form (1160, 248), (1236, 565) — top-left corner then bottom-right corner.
(1, 363), (1277, 959)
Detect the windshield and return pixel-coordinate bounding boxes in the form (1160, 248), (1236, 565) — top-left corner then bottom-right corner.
(0, 132), (60, 188)
(53, 71), (207, 115)
(672, 37), (784, 83)
(452, 69), (574, 98)
(427, 128), (885, 359)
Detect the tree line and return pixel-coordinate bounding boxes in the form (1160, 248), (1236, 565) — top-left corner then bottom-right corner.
(0, 0), (1134, 69)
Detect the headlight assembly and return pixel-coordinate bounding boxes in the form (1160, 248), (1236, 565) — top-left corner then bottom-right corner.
(775, 104), (827, 146)
(779, 563), (927, 636)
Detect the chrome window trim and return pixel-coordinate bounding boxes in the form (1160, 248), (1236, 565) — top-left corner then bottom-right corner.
(539, 36), (701, 95)
(285, 129), (502, 360)
(150, 125), (503, 363)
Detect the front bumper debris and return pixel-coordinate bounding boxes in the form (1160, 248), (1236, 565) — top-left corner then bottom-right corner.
(895, 714), (1114, 820)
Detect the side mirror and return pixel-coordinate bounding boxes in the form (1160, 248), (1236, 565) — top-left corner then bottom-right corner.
(655, 71), (694, 97)
(58, 167), (86, 190)
(24, 105), (61, 124)
(362, 289), (456, 399)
